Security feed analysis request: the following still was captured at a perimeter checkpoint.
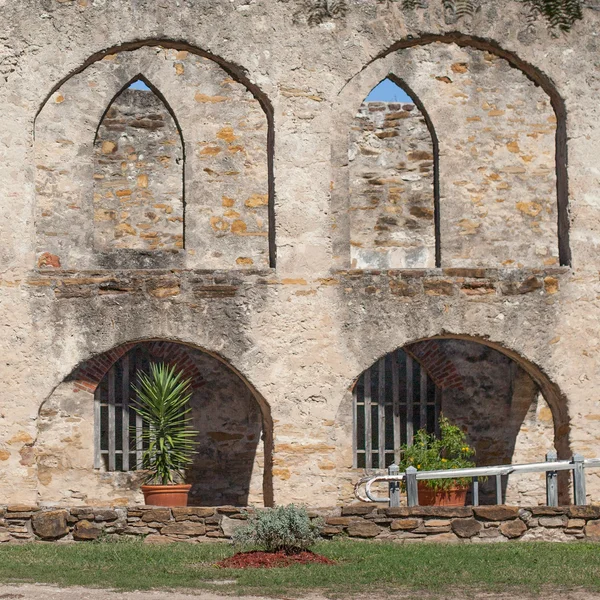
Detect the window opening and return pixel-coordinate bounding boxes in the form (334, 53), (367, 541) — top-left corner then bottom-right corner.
(353, 349), (442, 470)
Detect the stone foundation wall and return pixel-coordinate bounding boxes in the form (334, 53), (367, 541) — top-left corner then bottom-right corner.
(3, 504), (600, 544)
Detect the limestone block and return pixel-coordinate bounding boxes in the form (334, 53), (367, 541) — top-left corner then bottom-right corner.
(451, 518), (482, 538)
(32, 510), (69, 539)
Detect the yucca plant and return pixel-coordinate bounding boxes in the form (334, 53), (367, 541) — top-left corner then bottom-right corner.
(131, 362), (198, 485)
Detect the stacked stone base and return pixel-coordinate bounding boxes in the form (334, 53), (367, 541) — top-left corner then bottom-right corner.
(2, 504), (600, 544)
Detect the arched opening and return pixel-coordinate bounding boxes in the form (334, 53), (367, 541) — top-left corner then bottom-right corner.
(93, 76), (185, 252)
(34, 41), (274, 270)
(349, 77), (439, 269)
(36, 340), (274, 507)
(352, 336), (570, 504)
(335, 34), (568, 269)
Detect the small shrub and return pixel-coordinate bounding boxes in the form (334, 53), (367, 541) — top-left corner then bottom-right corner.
(231, 505), (323, 554)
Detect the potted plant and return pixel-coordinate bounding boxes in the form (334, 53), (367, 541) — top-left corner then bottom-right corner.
(132, 362), (199, 507)
(399, 416), (476, 507)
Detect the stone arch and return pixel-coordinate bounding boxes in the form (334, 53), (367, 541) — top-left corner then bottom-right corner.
(36, 339), (274, 507)
(348, 333), (571, 504)
(333, 33), (569, 269)
(35, 40), (274, 270)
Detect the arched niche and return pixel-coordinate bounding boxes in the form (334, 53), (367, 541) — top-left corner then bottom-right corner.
(346, 334), (571, 505)
(35, 43), (273, 270)
(35, 340), (274, 507)
(333, 36), (568, 269)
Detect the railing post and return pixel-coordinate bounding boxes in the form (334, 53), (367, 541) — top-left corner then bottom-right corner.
(388, 463), (400, 508)
(472, 476), (479, 506)
(406, 466), (418, 507)
(573, 453), (586, 506)
(495, 474), (503, 505)
(546, 450), (558, 507)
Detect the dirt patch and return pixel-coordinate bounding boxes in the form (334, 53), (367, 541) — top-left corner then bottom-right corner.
(216, 550), (335, 569)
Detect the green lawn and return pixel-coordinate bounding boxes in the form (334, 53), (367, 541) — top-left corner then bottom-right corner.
(0, 540), (598, 597)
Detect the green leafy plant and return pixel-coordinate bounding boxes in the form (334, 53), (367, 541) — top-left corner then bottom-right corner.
(399, 416), (476, 491)
(232, 505), (323, 554)
(132, 362), (198, 485)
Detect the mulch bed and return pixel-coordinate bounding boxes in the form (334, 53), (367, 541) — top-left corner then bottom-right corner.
(216, 550), (336, 569)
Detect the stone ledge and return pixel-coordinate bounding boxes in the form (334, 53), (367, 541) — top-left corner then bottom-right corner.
(0, 504), (598, 544)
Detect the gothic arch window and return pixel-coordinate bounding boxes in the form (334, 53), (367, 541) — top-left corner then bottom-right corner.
(348, 77), (439, 269)
(353, 349), (441, 469)
(93, 77), (185, 252)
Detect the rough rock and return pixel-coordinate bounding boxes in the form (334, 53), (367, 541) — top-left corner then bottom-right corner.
(451, 518), (482, 538)
(31, 510), (69, 539)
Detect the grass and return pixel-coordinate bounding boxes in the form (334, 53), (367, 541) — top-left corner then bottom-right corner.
(0, 539), (599, 597)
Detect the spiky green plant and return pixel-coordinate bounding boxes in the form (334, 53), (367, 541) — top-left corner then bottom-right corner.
(132, 362), (198, 485)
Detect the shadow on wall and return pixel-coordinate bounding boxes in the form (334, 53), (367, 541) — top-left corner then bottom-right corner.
(352, 336), (569, 505)
(37, 340), (272, 507)
(407, 339), (556, 504)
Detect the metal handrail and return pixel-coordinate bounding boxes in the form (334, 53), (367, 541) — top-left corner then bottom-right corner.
(354, 453), (597, 507)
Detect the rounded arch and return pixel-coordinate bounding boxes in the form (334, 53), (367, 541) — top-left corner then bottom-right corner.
(37, 338), (274, 507)
(35, 39), (276, 269)
(349, 332), (572, 503)
(333, 33), (569, 268)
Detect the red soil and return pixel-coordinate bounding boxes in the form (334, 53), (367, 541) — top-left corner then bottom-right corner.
(216, 550), (335, 569)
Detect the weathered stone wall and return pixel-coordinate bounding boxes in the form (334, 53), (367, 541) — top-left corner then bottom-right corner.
(2, 0), (600, 510)
(2, 504), (600, 545)
(93, 88), (184, 251)
(349, 102), (436, 269)
(337, 43), (558, 268)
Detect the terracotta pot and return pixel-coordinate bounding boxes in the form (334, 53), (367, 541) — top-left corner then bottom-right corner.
(141, 484), (192, 507)
(417, 482), (469, 507)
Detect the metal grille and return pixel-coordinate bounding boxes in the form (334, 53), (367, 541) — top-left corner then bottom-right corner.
(353, 349), (442, 469)
(94, 347), (150, 472)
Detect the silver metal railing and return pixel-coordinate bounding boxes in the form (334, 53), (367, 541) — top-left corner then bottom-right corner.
(354, 451), (600, 507)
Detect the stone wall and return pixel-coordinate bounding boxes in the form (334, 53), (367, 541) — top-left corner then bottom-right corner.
(93, 87), (184, 251)
(2, 0), (600, 511)
(2, 504), (600, 545)
(35, 46), (270, 270)
(349, 101), (436, 269)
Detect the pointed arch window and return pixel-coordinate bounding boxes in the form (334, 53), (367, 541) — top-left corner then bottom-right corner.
(348, 77), (440, 269)
(93, 77), (185, 252)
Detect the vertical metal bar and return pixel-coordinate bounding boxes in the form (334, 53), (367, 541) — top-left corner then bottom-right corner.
(406, 355), (414, 446)
(546, 450), (558, 507)
(406, 466), (418, 507)
(392, 351), (401, 464)
(420, 367), (427, 431)
(121, 353), (130, 472)
(352, 385), (358, 469)
(573, 453), (586, 506)
(364, 368), (372, 470)
(472, 476), (479, 506)
(107, 365), (116, 472)
(93, 386), (101, 469)
(135, 351), (144, 469)
(388, 463), (400, 508)
(495, 474), (503, 505)
(434, 386), (442, 437)
(378, 358), (386, 468)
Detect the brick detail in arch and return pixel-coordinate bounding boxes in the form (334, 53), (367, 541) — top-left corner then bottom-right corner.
(404, 340), (464, 391)
(71, 341), (206, 393)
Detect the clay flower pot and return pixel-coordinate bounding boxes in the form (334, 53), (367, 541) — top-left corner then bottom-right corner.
(141, 483), (192, 507)
(417, 482), (468, 507)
